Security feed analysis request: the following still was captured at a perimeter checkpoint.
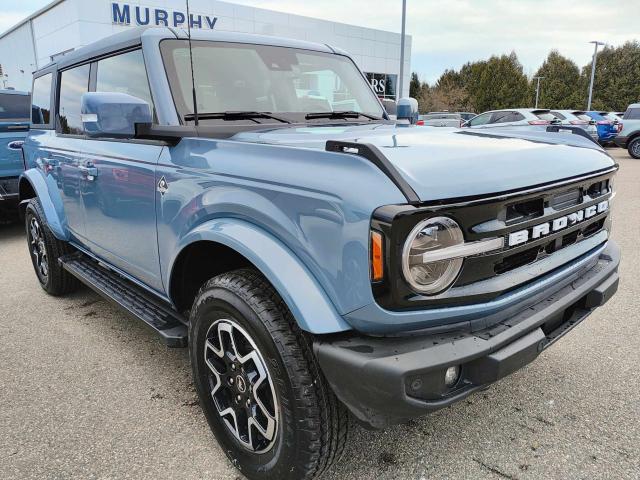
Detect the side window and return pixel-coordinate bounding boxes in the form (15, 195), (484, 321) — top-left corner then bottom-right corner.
(58, 64), (90, 135)
(96, 50), (154, 111)
(492, 111), (520, 123)
(551, 111), (566, 120)
(31, 74), (52, 125)
(469, 113), (491, 126)
(625, 108), (640, 120)
(0, 93), (30, 123)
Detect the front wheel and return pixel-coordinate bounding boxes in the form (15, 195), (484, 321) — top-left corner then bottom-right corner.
(628, 137), (640, 159)
(189, 269), (349, 480)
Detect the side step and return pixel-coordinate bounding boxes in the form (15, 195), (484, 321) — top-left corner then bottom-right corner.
(60, 253), (188, 347)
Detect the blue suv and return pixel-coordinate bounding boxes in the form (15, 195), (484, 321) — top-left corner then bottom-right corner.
(19, 28), (620, 480)
(585, 111), (618, 145)
(0, 89), (30, 215)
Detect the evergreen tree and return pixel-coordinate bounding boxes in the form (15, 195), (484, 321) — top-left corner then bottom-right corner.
(581, 41), (640, 111)
(409, 72), (421, 99)
(530, 51), (582, 109)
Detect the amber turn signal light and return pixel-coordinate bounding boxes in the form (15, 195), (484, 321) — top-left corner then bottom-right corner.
(370, 230), (384, 281)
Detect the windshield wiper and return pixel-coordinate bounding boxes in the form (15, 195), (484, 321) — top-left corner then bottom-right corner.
(184, 111), (291, 124)
(305, 111), (382, 121)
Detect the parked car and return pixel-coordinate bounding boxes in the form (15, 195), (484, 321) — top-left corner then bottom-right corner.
(584, 111), (618, 145)
(418, 112), (463, 127)
(550, 110), (599, 141)
(464, 108), (562, 129)
(19, 27), (620, 480)
(598, 111), (624, 133)
(614, 103), (640, 158)
(0, 89), (30, 215)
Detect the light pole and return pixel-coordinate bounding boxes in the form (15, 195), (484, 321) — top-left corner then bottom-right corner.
(398, 0), (407, 99)
(533, 76), (545, 108)
(587, 41), (605, 110)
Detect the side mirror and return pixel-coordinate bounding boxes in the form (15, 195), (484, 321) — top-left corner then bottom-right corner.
(396, 97), (419, 125)
(81, 92), (152, 139)
(381, 99), (397, 119)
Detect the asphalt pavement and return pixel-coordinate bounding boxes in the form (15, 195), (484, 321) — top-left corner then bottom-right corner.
(1, 148), (638, 480)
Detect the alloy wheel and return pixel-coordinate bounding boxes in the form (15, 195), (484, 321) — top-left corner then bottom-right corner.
(632, 140), (640, 157)
(29, 217), (49, 280)
(204, 319), (279, 453)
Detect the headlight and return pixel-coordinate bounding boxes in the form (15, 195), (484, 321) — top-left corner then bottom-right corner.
(402, 216), (464, 295)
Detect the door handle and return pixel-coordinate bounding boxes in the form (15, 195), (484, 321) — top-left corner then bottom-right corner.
(7, 140), (24, 150)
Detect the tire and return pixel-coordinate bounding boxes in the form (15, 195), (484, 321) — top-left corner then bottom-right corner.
(24, 198), (80, 296)
(189, 269), (349, 480)
(628, 137), (640, 159)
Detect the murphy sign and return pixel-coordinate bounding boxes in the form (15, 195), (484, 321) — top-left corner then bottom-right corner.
(111, 2), (217, 29)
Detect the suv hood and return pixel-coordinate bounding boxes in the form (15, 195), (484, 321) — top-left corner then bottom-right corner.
(232, 124), (615, 202)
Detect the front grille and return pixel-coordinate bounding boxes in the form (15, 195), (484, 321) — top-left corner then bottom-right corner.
(371, 168), (615, 311)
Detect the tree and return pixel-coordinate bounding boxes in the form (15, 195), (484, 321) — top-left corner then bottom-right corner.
(409, 72), (421, 99)
(530, 51), (582, 109)
(582, 41), (640, 111)
(472, 52), (529, 112)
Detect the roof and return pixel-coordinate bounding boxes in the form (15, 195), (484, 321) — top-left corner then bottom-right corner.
(46, 26), (160, 71)
(39, 26), (342, 72)
(0, 0), (64, 40)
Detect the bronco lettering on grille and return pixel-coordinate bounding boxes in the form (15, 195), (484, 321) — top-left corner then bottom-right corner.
(508, 200), (609, 247)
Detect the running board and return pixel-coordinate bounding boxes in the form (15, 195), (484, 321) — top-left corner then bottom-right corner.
(60, 253), (188, 347)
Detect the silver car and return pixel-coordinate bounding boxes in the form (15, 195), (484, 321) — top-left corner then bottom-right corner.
(418, 112), (463, 127)
(465, 108), (561, 129)
(550, 110), (599, 141)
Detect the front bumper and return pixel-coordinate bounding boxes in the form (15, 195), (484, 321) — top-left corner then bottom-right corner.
(315, 241), (620, 429)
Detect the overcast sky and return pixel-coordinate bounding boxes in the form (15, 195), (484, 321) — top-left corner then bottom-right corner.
(2, 0), (638, 83)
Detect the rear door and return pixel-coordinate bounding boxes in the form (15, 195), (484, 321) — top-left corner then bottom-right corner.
(48, 63), (91, 240)
(78, 49), (165, 291)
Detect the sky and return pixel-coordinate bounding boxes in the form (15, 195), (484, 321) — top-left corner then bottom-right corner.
(2, 0), (639, 84)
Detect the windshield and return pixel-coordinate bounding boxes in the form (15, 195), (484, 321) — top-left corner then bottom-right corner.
(161, 40), (384, 124)
(0, 93), (30, 122)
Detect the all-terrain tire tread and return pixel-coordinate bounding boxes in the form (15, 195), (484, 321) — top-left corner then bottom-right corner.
(193, 268), (349, 479)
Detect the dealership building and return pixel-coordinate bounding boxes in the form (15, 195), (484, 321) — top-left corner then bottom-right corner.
(0, 0), (411, 99)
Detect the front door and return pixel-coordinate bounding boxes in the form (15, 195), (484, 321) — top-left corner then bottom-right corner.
(79, 49), (164, 291)
(80, 141), (164, 291)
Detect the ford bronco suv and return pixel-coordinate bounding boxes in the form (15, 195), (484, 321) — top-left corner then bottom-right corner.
(20, 27), (619, 480)
(0, 89), (30, 216)
(614, 103), (640, 158)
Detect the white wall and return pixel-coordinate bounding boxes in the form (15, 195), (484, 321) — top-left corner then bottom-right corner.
(0, 0), (412, 96)
(0, 22), (37, 91)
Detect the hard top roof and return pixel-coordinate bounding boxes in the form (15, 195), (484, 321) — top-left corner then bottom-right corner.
(37, 26), (341, 74)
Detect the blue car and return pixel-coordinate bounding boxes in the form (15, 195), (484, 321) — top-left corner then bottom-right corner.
(585, 111), (618, 145)
(0, 89), (30, 214)
(19, 27), (620, 480)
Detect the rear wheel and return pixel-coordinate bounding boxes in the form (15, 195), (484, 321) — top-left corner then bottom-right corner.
(25, 199), (79, 296)
(189, 269), (349, 480)
(628, 137), (640, 159)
